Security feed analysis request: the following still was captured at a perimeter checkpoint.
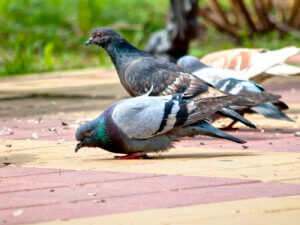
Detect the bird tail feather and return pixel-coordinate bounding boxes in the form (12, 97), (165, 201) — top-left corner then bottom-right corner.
(251, 102), (294, 122)
(219, 108), (256, 129)
(234, 90), (281, 106)
(172, 121), (246, 144)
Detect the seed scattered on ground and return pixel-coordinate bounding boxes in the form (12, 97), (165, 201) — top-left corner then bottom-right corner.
(32, 133), (38, 139)
(93, 199), (106, 203)
(242, 145), (249, 149)
(61, 121), (68, 126)
(294, 131), (300, 137)
(12, 209), (23, 217)
(87, 193), (97, 196)
(6, 144), (11, 147)
(48, 128), (57, 132)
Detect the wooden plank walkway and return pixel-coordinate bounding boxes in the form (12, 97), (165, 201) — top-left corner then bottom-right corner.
(0, 68), (300, 225)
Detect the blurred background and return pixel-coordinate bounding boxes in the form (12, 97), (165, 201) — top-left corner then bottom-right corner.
(0, 0), (299, 76)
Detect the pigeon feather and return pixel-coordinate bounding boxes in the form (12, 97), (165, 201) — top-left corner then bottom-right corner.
(75, 94), (247, 155)
(178, 55), (293, 122)
(85, 27), (275, 129)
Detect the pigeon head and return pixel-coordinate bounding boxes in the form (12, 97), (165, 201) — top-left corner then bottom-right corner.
(75, 117), (108, 153)
(177, 55), (207, 73)
(85, 27), (122, 47)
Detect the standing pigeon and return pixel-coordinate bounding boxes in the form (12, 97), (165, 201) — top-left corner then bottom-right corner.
(200, 47), (300, 83)
(75, 93), (253, 159)
(84, 27), (277, 131)
(177, 55), (294, 129)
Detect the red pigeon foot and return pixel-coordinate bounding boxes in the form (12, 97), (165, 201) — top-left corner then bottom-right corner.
(114, 152), (149, 159)
(220, 120), (239, 131)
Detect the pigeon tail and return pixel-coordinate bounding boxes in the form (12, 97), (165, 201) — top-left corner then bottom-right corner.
(251, 102), (294, 122)
(235, 90), (281, 106)
(189, 121), (246, 144)
(219, 108), (256, 129)
(274, 101), (289, 111)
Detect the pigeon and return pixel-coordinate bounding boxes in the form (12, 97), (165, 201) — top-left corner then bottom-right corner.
(200, 47), (300, 83)
(84, 27), (278, 130)
(75, 92), (255, 159)
(177, 55), (294, 129)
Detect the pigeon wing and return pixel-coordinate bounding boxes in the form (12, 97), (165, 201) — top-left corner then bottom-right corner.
(111, 94), (244, 140)
(111, 95), (187, 139)
(124, 59), (209, 98)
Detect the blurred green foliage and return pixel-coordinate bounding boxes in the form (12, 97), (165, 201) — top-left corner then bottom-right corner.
(0, 0), (167, 75)
(0, 0), (298, 76)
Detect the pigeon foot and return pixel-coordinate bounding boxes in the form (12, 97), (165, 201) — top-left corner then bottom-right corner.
(114, 152), (149, 159)
(220, 120), (239, 131)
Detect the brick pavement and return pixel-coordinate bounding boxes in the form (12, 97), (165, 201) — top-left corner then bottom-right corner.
(1, 68), (300, 225)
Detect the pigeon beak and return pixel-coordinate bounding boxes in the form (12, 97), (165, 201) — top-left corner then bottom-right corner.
(84, 37), (93, 46)
(75, 142), (83, 153)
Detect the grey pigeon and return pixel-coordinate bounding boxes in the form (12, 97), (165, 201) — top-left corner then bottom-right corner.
(75, 92), (253, 159)
(177, 55), (294, 129)
(84, 27), (279, 130)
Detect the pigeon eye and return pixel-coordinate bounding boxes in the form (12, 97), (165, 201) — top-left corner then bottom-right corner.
(83, 132), (90, 137)
(96, 33), (103, 37)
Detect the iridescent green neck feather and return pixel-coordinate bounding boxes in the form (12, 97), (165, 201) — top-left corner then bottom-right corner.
(96, 117), (111, 144)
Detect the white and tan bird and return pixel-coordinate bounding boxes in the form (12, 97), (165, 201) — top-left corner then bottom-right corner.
(201, 47), (300, 83)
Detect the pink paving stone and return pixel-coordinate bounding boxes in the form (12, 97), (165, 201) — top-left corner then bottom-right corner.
(1, 179), (300, 225)
(0, 167), (70, 179)
(263, 81), (300, 104)
(2, 170), (159, 187)
(0, 168), (158, 196)
(0, 195), (57, 211)
(0, 180), (67, 194)
(0, 117), (76, 141)
(0, 175), (257, 210)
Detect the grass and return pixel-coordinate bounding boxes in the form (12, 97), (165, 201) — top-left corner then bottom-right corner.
(0, 0), (167, 75)
(0, 0), (298, 76)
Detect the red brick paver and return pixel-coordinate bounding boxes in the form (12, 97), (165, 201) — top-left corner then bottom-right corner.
(1, 167), (300, 225)
(1, 70), (300, 225)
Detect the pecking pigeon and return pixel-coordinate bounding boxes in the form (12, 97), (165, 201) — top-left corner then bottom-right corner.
(75, 92), (259, 159)
(200, 47), (300, 83)
(177, 55), (294, 129)
(84, 27), (279, 130)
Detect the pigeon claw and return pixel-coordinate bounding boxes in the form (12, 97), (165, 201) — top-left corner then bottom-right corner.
(114, 152), (149, 160)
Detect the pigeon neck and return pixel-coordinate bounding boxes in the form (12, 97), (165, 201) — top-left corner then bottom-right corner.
(96, 116), (112, 148)
(96, 108), (126, 153)
(103, 38), (148, 74)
